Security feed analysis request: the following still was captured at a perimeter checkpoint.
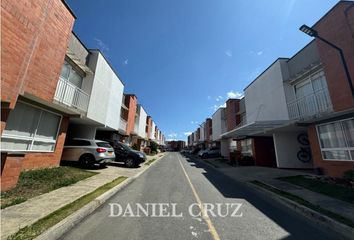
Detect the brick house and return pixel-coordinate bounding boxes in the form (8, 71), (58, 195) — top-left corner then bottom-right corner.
(1, 0), (76, 191)
(306, 1), (354, 177)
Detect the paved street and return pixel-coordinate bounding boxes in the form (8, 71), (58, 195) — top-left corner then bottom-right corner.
(61, 152), (339, 240)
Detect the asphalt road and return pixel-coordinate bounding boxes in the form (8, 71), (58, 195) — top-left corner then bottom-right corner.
(61, 152), (340, 240)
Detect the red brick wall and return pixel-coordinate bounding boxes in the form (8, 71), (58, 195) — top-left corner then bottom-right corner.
(146, 116), (152, 139)
(125, 95), (137, 135)
(314, 2), (354, 112)
(308, 124), (354, 177)
(205, 118), (212, 141)
(1, 0), (75, 109)
(1, 153), (25, 191)
(226, 99), (239, 131)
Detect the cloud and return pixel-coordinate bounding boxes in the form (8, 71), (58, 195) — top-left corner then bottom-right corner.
(123, 59), (129, 65)
(215, 96), (223, 102)
(257, 51), (263, 56)
(184, 132), (192, 136)
(227, 90), (244, 99)
(225, 50), (232, 57)
(190, 121), (199, 124)
(167, 133), (178, 138)
(94, 38), (109, 52)
(212, 103), (226, 111)
(207, 96), (211, 100)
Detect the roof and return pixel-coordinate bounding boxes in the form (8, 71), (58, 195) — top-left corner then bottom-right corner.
(221, 120), (293, 139)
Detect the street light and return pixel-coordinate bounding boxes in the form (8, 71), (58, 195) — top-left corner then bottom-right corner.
(299, 24), (354, 98)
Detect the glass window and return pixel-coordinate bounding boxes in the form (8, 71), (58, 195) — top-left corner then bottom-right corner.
(60, 60), (83, 88)
(342, 119), (354, 147)
(241, 139), (252, 156)
(317, 118), (354, 161)
(1, 102), (62, 152)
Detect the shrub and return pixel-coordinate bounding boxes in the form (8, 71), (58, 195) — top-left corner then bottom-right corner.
(343, 170), (354, 182)
(149, 141), (158, 153)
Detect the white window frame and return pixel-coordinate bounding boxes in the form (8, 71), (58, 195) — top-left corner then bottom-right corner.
(1, 101), (63, 153)
(316, 117), (354, 161)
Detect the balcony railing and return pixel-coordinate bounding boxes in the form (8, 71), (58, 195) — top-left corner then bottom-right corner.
(119, 118), (127, 132)
(54, 77), (90, 112)
(287, 88), (332, 120)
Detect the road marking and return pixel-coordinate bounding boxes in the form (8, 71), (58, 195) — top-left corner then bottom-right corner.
(177, 154), (221, 240)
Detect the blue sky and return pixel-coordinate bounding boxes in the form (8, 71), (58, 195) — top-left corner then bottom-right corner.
(67, 0), (339, 141)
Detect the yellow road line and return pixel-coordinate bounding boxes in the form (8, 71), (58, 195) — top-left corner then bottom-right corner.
(177, 154), (221, 240)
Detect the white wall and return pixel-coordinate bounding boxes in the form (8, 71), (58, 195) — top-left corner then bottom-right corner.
(150, 121), (156, 140)
(138, 106), (147, 139)
(212, 108), (226, 141)
(200, 122), (205, 142)
(86, 51), (124, 129)
(244, 59), (289, 124)
(220, 139), (230, 158)
(273, 131), (313, 169)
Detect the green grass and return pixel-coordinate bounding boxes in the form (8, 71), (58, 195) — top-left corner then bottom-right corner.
(277, 175), (354, 204)
(1, 167), (97, 209)
(8, 176), (128, 240)
(144, 158), (156, 166)
(250, 180), (354, 228)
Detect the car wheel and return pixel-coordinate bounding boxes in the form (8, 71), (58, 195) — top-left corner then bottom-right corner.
(125, 158), (136, 168)
(79, 154), (95, 168)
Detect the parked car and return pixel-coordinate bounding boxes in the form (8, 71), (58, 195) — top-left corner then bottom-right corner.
(61, 138), (115, 167)
(200, 147), (221, 159)
(198, 149), (208, 157)
(106, 140), (146, 168)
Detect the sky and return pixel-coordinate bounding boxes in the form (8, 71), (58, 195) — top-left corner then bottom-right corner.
(67, 0), (339, 141)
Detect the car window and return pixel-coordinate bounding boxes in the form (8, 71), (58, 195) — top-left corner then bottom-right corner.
(65, 139), (91, 146)
(96, 142), (112, 148)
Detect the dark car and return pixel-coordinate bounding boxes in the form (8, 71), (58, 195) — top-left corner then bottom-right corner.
(106, 140), (146, 167)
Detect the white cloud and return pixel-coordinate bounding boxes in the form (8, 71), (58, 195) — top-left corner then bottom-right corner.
(227, 90), (244, 99)
(94, 38), (109, 52)
(184, 132), (192, 136)
(257, 51), (263, 56)
(212, 103), (226, 111)
(215, 96), (223, 102)
(225, 50), (232, 57)
(123, 59), (129, 65)
(168, 133), (178, 138)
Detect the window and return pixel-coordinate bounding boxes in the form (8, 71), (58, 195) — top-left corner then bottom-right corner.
(241, 139), (252, 156)
(317, 118), (354, 161)
(1, 102), (62, 152)
(60, 60), (83, 88)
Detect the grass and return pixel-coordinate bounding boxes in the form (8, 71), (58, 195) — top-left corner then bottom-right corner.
(1, 167), (97, 209)
(144, 158), (156, 166)
(277, 175), (354, 204)
(8, 176), (128, 240)
(250, 180), (354, 228)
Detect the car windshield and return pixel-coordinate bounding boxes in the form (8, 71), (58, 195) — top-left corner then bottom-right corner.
(119, 143), (132, 151)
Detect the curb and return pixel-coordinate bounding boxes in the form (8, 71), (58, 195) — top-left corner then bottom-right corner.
(247, 182), (354, 240)
(35, 154), (166, 240)
(188, 154), (354, 240)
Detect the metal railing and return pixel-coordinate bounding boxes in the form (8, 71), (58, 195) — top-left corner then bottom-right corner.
(54, 77), (90, 112)
(119, 118), (127, 131)
(287, 88), (332, 120)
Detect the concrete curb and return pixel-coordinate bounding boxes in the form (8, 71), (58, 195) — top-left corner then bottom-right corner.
(188, 154), (354, 239)
(247, 182), (354, 240)
(35, 154), (166, 240)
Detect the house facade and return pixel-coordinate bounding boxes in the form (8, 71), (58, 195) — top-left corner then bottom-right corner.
(1, 0), (76, 191)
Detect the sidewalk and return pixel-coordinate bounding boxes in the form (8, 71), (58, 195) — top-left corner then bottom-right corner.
(191, 155), (354, 224)
(1, 154), (164, 239)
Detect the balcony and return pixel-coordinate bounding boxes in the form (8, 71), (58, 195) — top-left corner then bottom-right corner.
(119, 118), (127, 132)
(287, 88), (332, 120)
(54, 77), (90, 112)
